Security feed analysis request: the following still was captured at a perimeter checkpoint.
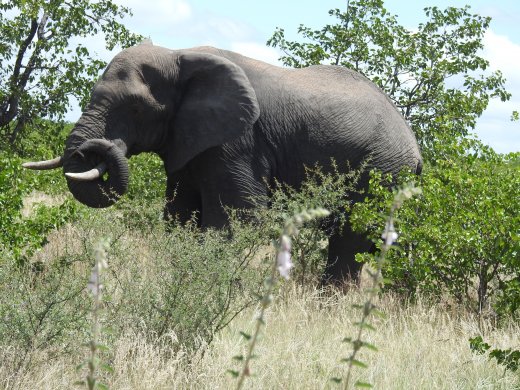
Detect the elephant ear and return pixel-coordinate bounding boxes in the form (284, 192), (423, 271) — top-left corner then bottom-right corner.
(166, 51), (260, 173)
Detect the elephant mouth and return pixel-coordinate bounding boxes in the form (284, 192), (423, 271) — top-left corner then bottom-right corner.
(64, 138), (129, 208)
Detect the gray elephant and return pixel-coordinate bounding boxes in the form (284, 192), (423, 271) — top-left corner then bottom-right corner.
(24, 43), (422, 283)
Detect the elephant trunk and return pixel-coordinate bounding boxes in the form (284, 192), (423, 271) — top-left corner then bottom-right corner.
(63, 115), (129, 208)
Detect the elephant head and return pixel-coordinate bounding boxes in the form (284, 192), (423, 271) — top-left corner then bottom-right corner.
(24, 44), (260, 208)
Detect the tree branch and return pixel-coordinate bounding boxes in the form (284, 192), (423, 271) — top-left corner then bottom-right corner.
(37, 13), (48, 40)
(0, 18), (38, 127)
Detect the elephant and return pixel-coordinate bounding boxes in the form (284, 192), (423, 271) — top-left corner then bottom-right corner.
(24, 42), (422, 284)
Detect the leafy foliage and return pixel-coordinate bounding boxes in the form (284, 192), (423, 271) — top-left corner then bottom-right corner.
(0, 251), (91, 363)
(0, 149), (81, 263)
(125, 152), (166, 203)
(267, 0), (510, 158)
(0, 154), (360, 365)
(262, 163), (362, 284)
(351, 142), (520, 318)
(470, 336), (520, 373)
(0, 0), (142, 146)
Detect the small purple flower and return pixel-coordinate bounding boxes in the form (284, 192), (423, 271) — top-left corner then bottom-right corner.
(381, 220), (398, 247)
(277, 235), (293, 280)
(87, 266), (101, 296)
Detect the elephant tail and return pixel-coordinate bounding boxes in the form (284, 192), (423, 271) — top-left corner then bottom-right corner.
(415, 158), (423, 175)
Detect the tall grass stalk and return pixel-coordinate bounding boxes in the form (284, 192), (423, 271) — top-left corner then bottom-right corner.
(233, 208), (330, 389)
(76, 238), (111, 390)
(341, 184), (421, 389)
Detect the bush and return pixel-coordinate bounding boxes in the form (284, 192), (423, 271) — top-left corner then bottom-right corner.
(1, 122), (166, 265)
(102, 200), (272, 349)
(351, 142), (520, 319)
(0, 197), (271, 368)
(0, 160), (364, 367)
(258, 163), (362, 285)
(125, 152), (166, 203)
(0, 248), (91, 370)
(0, 150), (82, 263)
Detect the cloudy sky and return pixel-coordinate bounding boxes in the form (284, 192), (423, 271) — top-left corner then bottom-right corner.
(80, 0), (520, 153)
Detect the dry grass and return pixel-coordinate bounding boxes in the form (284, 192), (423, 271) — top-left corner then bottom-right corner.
(5, 194), (519, 389)
(1, 284), (518, 390)
(21, 191), (66, 218)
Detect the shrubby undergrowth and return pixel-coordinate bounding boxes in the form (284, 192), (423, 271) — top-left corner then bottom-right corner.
(351, 140), (520, 320)
(0, 155), (364, 379)
(1, 199), (265, 364)
(0, 150), (81, 263)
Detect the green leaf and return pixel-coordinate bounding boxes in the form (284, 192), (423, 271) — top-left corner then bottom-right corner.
(354, 322), (376, 331)
(330, 377), (342, 383)
(227, 369), (240, 378)
(96, 344), (110, 352)
(469, 336), (490, 355)
(239, 331), (252, 340)
(101, 363), (114, 373)
(341, 358), (368, 369)
(355, 381), (373, 388)
(362, 342), (379, 352)
(351, 359), (369, 369)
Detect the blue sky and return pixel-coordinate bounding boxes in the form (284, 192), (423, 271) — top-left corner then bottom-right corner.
(83, 0), (520, 153)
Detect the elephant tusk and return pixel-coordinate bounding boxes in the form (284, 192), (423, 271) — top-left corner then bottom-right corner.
(65, 162), (108, 181)
(22, 156), (63, 170)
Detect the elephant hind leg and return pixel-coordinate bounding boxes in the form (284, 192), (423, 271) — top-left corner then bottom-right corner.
(322, 227), (373, 285)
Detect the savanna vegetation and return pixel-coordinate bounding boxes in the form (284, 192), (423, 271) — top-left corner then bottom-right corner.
(0, 0), (519, 388)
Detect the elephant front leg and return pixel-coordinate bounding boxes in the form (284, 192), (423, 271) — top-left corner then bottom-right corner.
(164, 176), (202, 226)
(198, 183), (266, 229)
(323, 227), (374, 285)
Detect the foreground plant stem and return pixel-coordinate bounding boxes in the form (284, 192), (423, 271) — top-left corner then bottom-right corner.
(234, 208), (330, 390)
(235, 259), (278, 389)
(342, 185), (421, 389)
(77, 239), (110, 390)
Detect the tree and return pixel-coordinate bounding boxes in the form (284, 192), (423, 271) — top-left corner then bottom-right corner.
(0, 0), (142, 147)
(350, 144), (520, 317)
(267, 0), (511, 159)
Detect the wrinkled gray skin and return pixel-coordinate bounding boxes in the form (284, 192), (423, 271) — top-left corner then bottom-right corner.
(62, 43), (422, 284)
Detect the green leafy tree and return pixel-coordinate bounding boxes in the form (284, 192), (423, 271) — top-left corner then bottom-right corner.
(0, 0), (142, 147)
(351, 142), (520, 318)
(267, 0), (510, 158)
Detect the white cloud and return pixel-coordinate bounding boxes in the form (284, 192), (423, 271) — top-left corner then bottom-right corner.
(181, 14), (255, 48)
(68, 1), (193, 61)
(205, 17), (252, 40)
(483, 30), (520, 85)
(120, 0), (192, 28)
(475, 30), (520, 153)
(230, 42), (281, 65)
